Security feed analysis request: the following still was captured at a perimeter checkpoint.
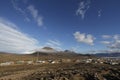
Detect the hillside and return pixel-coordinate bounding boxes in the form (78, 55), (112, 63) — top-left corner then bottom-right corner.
(0, 52), (37, 63)
(0, 51), (93, 63)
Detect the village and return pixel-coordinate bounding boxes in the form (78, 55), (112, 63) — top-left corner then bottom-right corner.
(0, 57), (119, 66)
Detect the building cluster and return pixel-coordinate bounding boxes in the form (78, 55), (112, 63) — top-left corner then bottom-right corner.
(0, 57), (120, 66)
(0, 59), (67, 66)
(83, 57), (120, 65)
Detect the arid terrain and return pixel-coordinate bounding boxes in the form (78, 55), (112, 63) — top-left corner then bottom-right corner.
(0, 0), (120, 80)
(0, 51), (120, 80)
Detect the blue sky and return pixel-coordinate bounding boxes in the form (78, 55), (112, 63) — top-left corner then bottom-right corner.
(0, 0), (120, 53)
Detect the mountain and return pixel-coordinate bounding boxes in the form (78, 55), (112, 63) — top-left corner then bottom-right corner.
(31, 48), (95, 60)
(42, 47), (54, 50)
(33, 47), (58, 53)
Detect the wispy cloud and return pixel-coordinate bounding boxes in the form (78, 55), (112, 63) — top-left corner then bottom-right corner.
(70, 46), (80, 53)
(45, 40), (62, 51)
(11, 0), (43, 27)
(76, 0), (91, 19)
(11, 0), (30, 22)
(27, 5), (43, 27)
(0, 18), (39, 53)
(102, 35), (112, 39)
(73, 31), (95, 45)
(100, 41), (111, 45)
(98, 9), (102, 17)
(108, 35), (120, 49)
(101, 34), (120, 52)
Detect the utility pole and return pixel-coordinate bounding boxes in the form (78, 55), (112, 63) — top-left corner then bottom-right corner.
(37, 51), (39, 61)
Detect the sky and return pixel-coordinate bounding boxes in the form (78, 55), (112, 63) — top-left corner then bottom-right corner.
(0, 0), (120, 54)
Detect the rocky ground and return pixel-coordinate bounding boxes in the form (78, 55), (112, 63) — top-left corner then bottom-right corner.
(0, 63), (120, 80)
(22, 63), (120, 80)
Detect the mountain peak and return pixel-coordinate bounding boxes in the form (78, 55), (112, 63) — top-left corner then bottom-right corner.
(34, 47), (57, 53)
(42, 47), (54, 50)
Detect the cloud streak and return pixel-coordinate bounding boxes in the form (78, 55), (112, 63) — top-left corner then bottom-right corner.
(101, 34), (120, 52)
(98, 9), (102, 17)
(0, 18), (39, 53)
(11, 0), (30, 21)
(100, 41), (111, 45)
(11, 0), (43, 26)
(45, 40), (62, 51)
(27, 5), (43, 27)
(102, 35), (112, 39)
(108, 35), (120, 49)
(76, 0), (91, 19)
(74, 31), (95, 45)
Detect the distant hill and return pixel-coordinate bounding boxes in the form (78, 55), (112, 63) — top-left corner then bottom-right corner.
(31, 47), (79, 58)
(93, 52), (120, 57)
(31, 48), (95, 60)
(0, 51), (94, 63)
(0, 47), (95, 62)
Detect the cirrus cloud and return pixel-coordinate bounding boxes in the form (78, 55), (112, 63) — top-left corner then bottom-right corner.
(11, 0), (43, 27)
(100, 41), (111, 45)
(45, 40), (62, 51)
(101, 34), (120, 52)
(27, 5), (43, 27)
(0, 18), (40, 53)
(11, 0), (30, 22)
(102, 35), (112, 39)
(98, 9), (102, 17)
(108, 35), (120, 49)
(76, 0), (91, 19)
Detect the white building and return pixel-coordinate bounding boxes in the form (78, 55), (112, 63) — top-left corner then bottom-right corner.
(36, 60), (46, 64)
(27, 61), (33, 65)
(0, 61), (14, 66)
